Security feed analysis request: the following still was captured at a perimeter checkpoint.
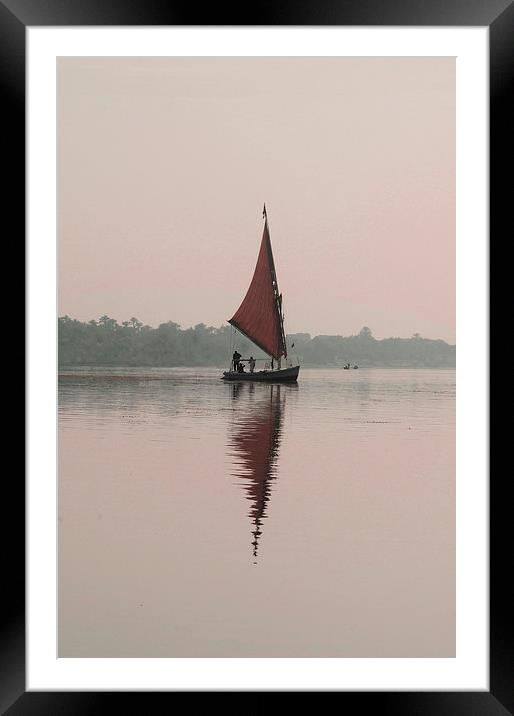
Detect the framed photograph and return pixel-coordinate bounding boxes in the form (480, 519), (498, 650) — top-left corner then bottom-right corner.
(5, 0), (509, 711)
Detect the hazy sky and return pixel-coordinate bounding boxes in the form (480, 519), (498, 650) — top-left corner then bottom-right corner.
(58, 57), (455, 342)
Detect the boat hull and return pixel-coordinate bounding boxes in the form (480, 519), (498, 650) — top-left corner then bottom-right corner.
(222, 365), (300, 382)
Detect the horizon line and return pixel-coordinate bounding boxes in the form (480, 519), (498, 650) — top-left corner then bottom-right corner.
(58, 314), (456, 346)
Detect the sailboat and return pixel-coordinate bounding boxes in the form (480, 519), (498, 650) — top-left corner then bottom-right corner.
(222, 205), (300, 382)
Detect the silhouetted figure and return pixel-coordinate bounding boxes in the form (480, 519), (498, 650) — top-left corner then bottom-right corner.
(238, 362), (245, 373)
(249, 356), (256, 373)
(232, 350), (241, 372)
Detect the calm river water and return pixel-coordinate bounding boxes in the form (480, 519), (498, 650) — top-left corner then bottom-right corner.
(58, 367), (455, 657)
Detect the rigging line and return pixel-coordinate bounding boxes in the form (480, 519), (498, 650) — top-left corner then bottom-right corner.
(282, 312), (298, 367)
(229, 325), (236, 369)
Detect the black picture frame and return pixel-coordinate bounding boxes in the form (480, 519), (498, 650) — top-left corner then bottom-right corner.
(4, 0), (510, 712)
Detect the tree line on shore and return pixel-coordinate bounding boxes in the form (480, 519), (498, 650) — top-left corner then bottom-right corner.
(58, 315), (455, 368)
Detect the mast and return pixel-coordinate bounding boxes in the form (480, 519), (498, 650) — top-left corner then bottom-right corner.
(263, 204), (287, 359)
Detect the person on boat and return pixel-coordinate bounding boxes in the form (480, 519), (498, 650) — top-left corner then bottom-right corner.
(237, 362), (245, 373)
(232, 350), (241, 372)
(248, 356), (256, 373)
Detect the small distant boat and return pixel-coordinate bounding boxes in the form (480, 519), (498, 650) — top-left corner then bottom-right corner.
(222, 205), (300, 383)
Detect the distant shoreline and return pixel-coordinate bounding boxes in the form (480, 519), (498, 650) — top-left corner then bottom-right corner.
(58, 364), (456, 373)
(58, 316), (455, 370)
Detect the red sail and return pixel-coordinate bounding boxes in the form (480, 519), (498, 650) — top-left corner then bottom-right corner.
(228, 221), (286, 359)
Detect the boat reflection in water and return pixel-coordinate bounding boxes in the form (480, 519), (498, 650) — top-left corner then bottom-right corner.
(228, 383), (295, 563)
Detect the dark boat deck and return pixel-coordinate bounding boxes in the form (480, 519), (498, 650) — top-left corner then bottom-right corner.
(222, 365), (299, 382)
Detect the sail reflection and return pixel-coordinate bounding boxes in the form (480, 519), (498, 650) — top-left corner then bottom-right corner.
(228, 384), (289, 563)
